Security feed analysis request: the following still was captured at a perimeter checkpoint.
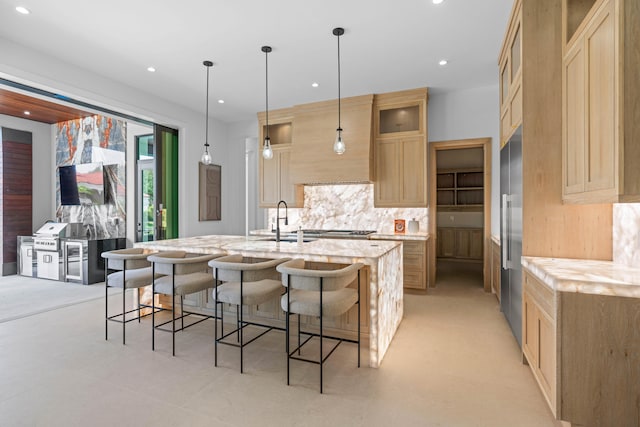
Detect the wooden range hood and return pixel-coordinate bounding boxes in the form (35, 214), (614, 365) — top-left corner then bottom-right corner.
(289, 94), (374, 184)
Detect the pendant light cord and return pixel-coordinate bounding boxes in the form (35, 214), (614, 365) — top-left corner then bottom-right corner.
(337, 32), (341, 129)
(265, 48), (269, 140)
(205, 64), (210, 149)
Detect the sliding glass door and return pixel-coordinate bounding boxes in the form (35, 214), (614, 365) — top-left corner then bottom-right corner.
(134, 126), (178, 242)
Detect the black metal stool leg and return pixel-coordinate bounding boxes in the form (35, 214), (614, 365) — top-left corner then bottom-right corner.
(286, 274), (290, 386)
(172, 265), (176, 357)
(152, 263), (156, 351)
(138, 288), (141, 323)
(320, 278), (324, 394)
(105, 262), (109, 341)
(122, 268), (126, 345)
(358, 269), (361, 368)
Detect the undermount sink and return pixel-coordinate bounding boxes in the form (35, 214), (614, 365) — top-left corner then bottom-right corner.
(262, 237), (316, 243)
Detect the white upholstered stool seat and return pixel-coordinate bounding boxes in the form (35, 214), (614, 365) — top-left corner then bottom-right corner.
(276, 258), (364, 393)
(147, 251), (223, 356)
(208, 254), (290, 373)
(101, 248), (160, 345)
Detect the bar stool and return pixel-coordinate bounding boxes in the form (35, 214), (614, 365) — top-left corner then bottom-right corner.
(208, 255), (290, 373)
(102, 248), (161, 345)
(147, 251), (223, 356)
(276, 259), (363, 393)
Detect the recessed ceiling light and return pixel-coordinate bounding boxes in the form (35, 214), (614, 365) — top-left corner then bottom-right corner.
(439, 59), (448, 66)
(24, 111), (30, 115)
(312, 82), (319, 88)
(15, 6), (30, 14)
(147, 66), (156, 72)
(432, 0), (445, 4)
(218, 99), (224, 104)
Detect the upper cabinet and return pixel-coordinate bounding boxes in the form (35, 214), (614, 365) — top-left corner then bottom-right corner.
(289, 95), (374, 184)
(257, 108), (303, 208)
(373, 88), (428, 207)
(562, 0), (640, 203)
(499, 0), (522, 147)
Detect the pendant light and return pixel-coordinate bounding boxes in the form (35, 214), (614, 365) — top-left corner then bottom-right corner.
(333, 27), (346, 155)
(200, 60), (213, 165)
(261, 46), (274, 160)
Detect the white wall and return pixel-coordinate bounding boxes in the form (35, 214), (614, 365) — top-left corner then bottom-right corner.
(0, 114), (53, 230)
(0, 38), (247, 240)
(428, 85), (500, 236)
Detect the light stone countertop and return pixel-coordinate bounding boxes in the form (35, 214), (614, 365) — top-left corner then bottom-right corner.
(135, 234), (400, 259)
(491, 234), (500, 245)
(522, 256), (640, 298)
(249, 229), (429, 241)
(369, 231), (429, 241)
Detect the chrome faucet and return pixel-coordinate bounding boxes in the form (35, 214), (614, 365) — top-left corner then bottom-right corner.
(276, 200), (288, 242)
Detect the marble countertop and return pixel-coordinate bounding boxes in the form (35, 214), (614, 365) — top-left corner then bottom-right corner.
(491, 234), (500, 245)
(135, 234), (401, 260)
(522, 256), (640, 298)
(250, 229), (429, 241)
(368, 231), (429, 241)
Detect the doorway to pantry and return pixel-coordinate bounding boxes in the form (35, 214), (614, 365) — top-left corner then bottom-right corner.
(428, 138), (492, 292)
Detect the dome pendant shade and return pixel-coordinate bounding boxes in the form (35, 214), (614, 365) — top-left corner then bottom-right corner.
(201, 60), (214, 165)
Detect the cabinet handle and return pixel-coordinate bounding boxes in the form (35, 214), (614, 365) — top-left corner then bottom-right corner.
(501, 194), (510, 269)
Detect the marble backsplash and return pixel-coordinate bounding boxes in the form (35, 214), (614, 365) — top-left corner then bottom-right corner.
(266, 184), (428, 234)
(613, 204), (640, 267)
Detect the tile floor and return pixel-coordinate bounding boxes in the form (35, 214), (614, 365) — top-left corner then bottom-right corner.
(0, 268), (562, 427)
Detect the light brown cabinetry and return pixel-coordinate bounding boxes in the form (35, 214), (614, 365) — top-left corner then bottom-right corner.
(499, 0), (522, 146)
(289, 95), (374, 184)
(436, 227), (483, 260)
(562, 0), (640, 203)
(257, 108), (303, 208)
(403, 240), (427, 290)
(522, 270), (558, 417)
(373, 88), (428, 207)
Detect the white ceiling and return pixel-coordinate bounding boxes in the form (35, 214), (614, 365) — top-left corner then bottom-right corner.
(0, 0), (512, 123)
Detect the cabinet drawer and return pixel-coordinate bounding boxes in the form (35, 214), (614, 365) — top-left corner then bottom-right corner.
(403, 240), (425, 254)
(404, 254), (424, 269)
(404, 271), (425, 289)
(524, 272), (556, 321)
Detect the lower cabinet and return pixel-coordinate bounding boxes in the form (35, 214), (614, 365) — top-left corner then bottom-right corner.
(522, 271), (558, 416)
(437, 227), (483, 260)
(403, 240), (427, 290)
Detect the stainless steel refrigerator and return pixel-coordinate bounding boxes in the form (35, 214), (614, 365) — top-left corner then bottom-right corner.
(500, 126), (523, 347)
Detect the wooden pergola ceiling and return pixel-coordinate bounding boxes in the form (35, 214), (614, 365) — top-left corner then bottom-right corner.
(0, 88), (94, 124)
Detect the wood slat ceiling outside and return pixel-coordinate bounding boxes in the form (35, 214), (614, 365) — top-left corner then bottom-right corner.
(0, 88), (94, 124)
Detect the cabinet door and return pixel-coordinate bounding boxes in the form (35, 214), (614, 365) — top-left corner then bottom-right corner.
(278, 150), (295, 204)
(538, 307), (556, 407)
(260, 152), (280, 206)
(438, 228), (456, 258)
(400, 137), (427, 206)
(469, 229), (484, 260)
(563, 43), (586, 195)
(455, 229), (471, 258)
(584, 3), (615, 192)
(522, 292), (538, 367)
(374, 139), (400, 205)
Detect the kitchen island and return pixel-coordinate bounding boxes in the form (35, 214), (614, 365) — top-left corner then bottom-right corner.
(135, 235), (403, 367)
